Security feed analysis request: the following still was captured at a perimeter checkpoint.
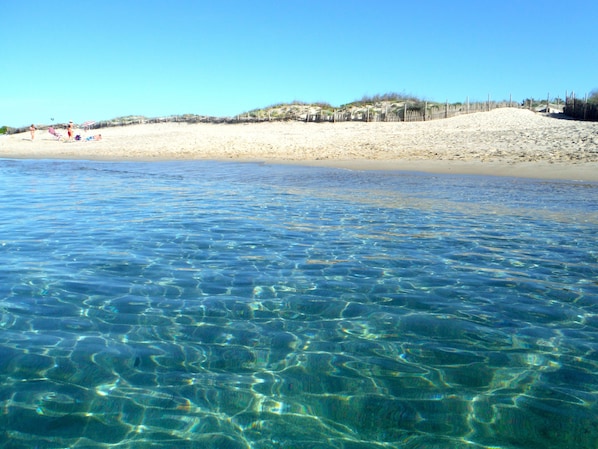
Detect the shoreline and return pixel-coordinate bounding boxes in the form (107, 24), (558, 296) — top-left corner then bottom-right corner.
(2, 108), (597, 181)
(3, 155), (596, 183)
(266, 159), (598, 182)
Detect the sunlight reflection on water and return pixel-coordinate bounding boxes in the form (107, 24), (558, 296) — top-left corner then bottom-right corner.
(0, 159), (597, 448)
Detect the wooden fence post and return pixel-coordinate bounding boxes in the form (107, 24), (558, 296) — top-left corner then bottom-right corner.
(403, 103), (407, 122)
(584, 93), (588, 120)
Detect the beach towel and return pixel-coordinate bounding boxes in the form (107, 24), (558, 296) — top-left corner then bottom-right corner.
(48, 127), (63, 140)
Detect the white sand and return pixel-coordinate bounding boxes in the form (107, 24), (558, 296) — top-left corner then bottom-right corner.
(2, 108), (598, 181)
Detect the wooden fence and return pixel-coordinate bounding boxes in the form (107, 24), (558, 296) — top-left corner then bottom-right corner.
(234, 100), (518, 123)
(301, 100), (517, 123)
(563, 95), (598, 121)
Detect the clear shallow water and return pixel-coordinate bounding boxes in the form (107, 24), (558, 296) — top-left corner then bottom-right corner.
(0, 159), (597, 449)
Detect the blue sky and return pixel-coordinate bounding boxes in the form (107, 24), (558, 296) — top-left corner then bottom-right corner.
(2, 0), (597, 127)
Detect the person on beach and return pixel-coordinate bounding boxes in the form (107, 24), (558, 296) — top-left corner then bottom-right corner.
(85, 134), (102, 141)
(67, 121), (74, 140)
(29, 124), (35, 140)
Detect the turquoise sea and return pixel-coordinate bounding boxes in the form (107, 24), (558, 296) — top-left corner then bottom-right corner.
(0, 159), (597, 449)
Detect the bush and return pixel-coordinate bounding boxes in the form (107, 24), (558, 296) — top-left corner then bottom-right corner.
(0, 126), (7, 134)
(407, 101), (430, 112)
(342, 92), (422, 108)
(360, 92), (421, 103)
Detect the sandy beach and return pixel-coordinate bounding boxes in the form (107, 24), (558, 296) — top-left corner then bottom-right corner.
(2, 108), (598, 181)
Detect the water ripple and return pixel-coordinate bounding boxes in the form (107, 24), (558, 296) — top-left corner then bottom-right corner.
(0, 159), (597, 448)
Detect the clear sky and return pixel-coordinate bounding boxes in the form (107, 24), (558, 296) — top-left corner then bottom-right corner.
(2, 0), (597, 127)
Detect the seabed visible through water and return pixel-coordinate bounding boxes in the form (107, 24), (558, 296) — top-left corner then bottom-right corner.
(0, 159), (597, 448)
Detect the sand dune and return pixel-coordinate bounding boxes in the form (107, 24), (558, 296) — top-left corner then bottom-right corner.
(2, 108), (597, 180)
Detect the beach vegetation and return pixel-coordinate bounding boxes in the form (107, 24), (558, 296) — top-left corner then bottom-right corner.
(588, 89), (598, 104)
(0, 126), (7, 135)
(406, 101), (429, 112)
(521, 98), (550, 109)
(344, 92), (423, 108)
(241, 100), (336, 120)
(314, 102), (334, 111)
(263, 100), (333, 110)
(521, 96), (566, 109)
